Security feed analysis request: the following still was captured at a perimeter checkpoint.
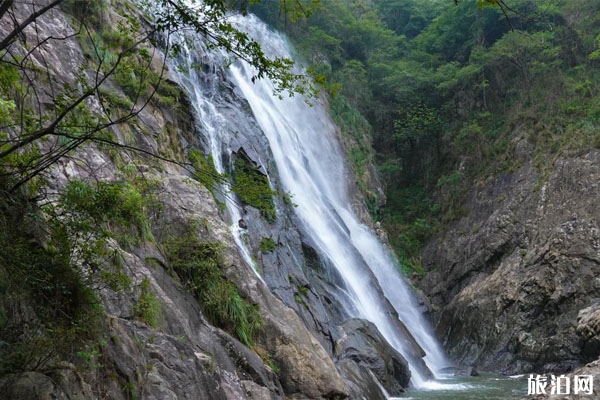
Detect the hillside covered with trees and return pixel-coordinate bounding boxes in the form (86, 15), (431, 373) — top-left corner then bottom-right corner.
(251, 0), (600, 275)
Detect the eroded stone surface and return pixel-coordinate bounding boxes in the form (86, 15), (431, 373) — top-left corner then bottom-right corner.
(421, 149), (600, 374)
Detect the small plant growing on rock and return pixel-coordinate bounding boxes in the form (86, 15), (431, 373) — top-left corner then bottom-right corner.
(260, 237), (276, 253)
(232, 154), (277, 223)
(165, 226), (263, 347)
(134, 278), (164, 329)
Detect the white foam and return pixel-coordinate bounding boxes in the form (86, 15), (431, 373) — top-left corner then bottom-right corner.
(417, 380), (474, 391)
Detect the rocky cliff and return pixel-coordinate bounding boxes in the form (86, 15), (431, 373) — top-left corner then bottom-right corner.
(0, 1), (413, 399)
(420, 137), (600, 375)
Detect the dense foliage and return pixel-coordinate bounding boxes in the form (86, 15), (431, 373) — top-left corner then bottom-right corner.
(0, 177), (159, 374)
(250, 0), (600, 275)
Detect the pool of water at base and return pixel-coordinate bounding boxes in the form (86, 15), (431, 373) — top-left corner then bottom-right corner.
(396, 374), (529, 400)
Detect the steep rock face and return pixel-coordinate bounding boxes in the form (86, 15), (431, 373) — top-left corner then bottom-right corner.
(154, 174), (349, 400)
(4, 138), (349, 400)
(577, 301), (600, 362)
(0, 1), (412, 399)
(421, 145), (600, 374)
(175, 19), (416, 397)
(335, 318), (411, 399)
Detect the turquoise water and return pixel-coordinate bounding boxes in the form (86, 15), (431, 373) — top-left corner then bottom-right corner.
(397, 375), (529, 399)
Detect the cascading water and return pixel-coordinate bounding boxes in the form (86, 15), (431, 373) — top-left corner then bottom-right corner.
(169, 8), (450, 391)
(169, 37), (265, 282)
(225, 14), (449, 387)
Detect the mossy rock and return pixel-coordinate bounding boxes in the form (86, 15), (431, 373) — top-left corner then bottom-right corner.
(231, 153), (277, 223)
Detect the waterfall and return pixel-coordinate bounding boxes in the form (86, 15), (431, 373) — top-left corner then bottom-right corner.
(170, 10), (449, 389)
(226, 14), (449, 386)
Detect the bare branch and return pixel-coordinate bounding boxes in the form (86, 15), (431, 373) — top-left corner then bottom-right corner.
(0, 0), (64, 51)
(0, 30), (155, 160)
(0, 0), (13, 22)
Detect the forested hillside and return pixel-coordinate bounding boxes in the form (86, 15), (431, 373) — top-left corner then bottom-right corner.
(250, 0), (600, 276)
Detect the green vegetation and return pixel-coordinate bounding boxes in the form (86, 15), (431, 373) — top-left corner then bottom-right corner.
(254, 345), (281, 373)
(0, 159), (167, 373)
(251, 0), (600, 276)
(298, 284), (309, 296)
(60, 179), (154, 248)
(260, 237), (277, 253)
(293, 283), (310, 307)
(164, 227), (263, 346)
(134, 278), (164, 328)
(0, 184), (107, 374)
(188, 148), (225, 192)
(73, 4), (179, 114)
(232, 154), (277, 223)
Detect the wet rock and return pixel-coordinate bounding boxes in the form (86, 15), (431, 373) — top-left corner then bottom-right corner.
(156, 174), (348, 399)
(0, 370), (91, 400)
(335, 318), (410, 398)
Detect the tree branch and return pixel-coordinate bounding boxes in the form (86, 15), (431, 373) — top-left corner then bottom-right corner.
(0, 0), (13, 22)
(0, 0), (64, 51)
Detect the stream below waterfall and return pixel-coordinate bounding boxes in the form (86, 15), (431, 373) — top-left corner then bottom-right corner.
(399, 375), (527, 399)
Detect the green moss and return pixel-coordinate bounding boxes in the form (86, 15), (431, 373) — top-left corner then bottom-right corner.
(260, 237), (276, 253)
(232, 155), (277, 223)
(298, 284), (309, 296)
(123, 379), (138, 400)
(293, 283), (310, 308)
(165, 227), (263, 347)
(294, 293), (308, 308)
